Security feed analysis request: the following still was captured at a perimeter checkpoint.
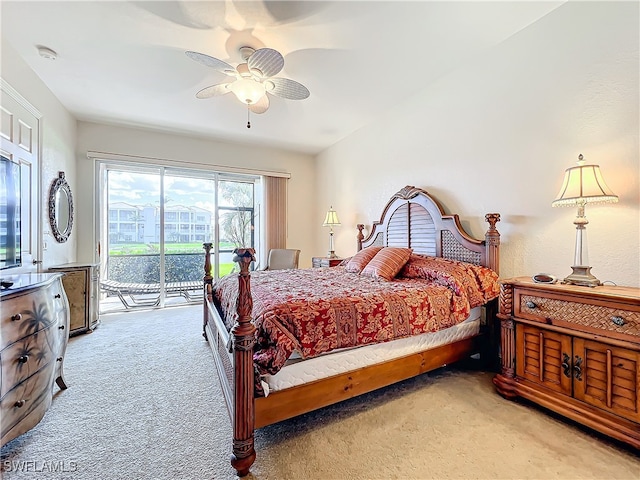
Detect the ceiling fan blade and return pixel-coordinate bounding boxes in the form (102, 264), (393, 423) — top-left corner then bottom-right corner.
(265, 78), (310, 100)
(185, 51), (236, 76)
(249, 95), (270, 114)
(247, 48), (284, 78)
(195, 83), (231, 99)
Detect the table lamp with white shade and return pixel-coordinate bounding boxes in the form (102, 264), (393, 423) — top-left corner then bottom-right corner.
(322, 206), (341, 259)
(552, 154), (618, 287)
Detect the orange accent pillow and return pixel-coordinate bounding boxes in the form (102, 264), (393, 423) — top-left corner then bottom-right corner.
(344, 246), (383, 273)
(361, 247), (413, 281)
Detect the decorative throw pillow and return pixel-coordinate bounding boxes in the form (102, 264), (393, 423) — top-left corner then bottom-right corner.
(361, 247), (413, 280)
(344, 246), (384, 273)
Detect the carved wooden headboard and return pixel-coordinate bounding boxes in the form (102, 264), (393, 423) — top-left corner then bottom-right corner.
(356, 186), (500, 273)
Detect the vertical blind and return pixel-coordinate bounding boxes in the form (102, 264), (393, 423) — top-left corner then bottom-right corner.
(264, 175), (288, 253)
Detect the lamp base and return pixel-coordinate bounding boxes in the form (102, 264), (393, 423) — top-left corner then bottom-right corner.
(327, 250), (339, 259)
(563, 266), (601, 288)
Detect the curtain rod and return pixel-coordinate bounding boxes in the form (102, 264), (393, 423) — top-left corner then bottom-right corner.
(86, 150), (291, 179)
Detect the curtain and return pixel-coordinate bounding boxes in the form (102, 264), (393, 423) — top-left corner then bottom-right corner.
(264, 175), (288, 253)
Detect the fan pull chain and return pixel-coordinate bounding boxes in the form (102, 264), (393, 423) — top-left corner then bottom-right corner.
(247, 106), (251, 129)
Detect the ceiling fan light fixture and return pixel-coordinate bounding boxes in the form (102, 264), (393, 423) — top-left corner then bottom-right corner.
(229, 78), (266, 105)
(186, 45), (309, 127)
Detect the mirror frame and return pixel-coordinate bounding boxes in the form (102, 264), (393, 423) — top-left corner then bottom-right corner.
(48, 171), (74, 243)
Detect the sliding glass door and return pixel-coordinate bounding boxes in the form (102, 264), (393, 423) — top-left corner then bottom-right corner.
(99, 162), (258, 310)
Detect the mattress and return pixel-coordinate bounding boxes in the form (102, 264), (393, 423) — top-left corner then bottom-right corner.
(262, 306), (482, 393)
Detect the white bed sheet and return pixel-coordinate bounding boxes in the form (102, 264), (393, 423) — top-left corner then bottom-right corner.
(262, 306), (482, 393)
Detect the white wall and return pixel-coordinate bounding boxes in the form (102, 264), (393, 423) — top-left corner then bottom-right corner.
(316, 1), (640, 287)
(1, 38), (77, 269)
(75, 121), (317, 267)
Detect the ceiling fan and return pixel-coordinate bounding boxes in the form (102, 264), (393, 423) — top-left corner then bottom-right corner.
(186, 46), (310, 128)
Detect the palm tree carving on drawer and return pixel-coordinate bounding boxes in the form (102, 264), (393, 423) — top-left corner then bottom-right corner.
(19, 300), (56, 353)
(21, 300), (54, 334)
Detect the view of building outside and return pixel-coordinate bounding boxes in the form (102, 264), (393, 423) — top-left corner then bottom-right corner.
(108, 202), (212, 245)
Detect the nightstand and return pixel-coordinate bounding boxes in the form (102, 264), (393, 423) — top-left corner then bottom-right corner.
(312, 257), (343, 268)
(493, 277), (640, 449)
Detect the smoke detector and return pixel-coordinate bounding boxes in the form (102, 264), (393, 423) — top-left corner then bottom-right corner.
(37, 46), (57, 60)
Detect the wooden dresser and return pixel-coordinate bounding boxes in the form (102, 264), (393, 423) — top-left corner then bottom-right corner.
(1, 273), (70, 446)
(494, 277), (640, 449)
(312, 257), (343, 268)
(48, 262), (100, 336)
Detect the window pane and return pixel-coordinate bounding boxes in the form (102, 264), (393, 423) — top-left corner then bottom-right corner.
(106, 171), (160, 284)
(217, 181), (255, 277)
(163, 175), (215, 284)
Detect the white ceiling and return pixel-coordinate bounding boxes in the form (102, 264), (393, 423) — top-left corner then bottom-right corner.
(1, 1), (564, 155)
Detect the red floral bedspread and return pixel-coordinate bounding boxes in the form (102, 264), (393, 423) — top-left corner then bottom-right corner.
(213, 257), (499, 378)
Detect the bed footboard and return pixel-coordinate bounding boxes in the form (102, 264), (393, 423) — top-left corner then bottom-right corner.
(203, 243), (234, 414)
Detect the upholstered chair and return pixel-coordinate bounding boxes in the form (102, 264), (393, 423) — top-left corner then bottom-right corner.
(264, 249), (300, 270)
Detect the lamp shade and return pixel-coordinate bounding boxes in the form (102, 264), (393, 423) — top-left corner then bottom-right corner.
(552, 155), (618, 207)
(323, 207), (341, 227)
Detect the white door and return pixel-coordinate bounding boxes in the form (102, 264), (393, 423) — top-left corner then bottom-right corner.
(0, 83), (42, 272)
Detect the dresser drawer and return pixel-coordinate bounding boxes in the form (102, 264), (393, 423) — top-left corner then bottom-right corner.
(515, 288), (640, 340)
(1, 280), (66, 351)
(0, 324), (59, 398)
(1, 368), (53, 443)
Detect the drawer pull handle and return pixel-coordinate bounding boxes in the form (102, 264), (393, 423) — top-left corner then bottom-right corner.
(54, 293), (61, 299)
(525, 301), (537, 309)
(573, 355), (583, 381)
(11, 314), (22, 322)
(14, 400), (26, 408)
(611, 316), (625, 326)
(18, 355), (29, 363)
(562, 353), (571, 378)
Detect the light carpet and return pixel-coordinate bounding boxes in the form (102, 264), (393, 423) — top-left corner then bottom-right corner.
(1, 305), (638, 480)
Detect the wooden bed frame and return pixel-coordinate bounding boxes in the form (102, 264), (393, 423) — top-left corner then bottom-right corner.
(202, 185), (501, 477)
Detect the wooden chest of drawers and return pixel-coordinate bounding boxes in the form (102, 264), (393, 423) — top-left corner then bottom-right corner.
(493, 277), (640, 449)
(1, 273), (70, 446)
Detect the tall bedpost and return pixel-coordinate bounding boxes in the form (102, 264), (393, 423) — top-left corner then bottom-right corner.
(202, 242), (213, 340)
(230, 248), (257, 477)
(356, 224), (365, 251)
(484, 213), (501, 275)
(483, 213), (501, 371)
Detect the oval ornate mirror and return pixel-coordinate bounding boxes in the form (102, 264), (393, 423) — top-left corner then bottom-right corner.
(49, 171), (74, 243)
